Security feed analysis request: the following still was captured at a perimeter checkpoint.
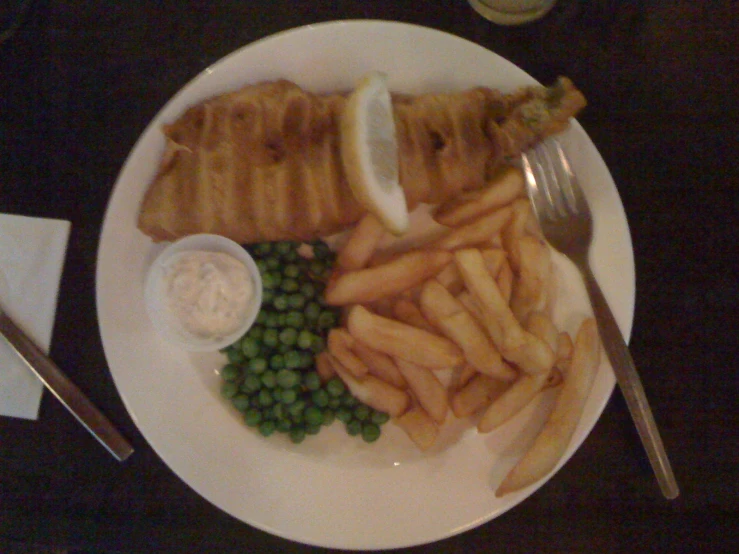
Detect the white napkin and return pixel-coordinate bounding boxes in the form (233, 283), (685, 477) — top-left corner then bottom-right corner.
(0, 214), (71, 420)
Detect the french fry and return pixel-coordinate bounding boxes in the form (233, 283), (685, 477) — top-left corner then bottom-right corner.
(392, 298), (437, 333)
(325, 250), (452, 305)
(544, 367), (564, 389)
(433, 166), (525, 227)
(450, 373), (510, 418)
(457, 290), (484, 324)
(351, 339), (407, 389)
(495, 318), (601, 496)
(481, 248), (506, 277)
(555, 331), (574, 373)
(327, 328), (369, 378)
(454, 249), (555, 374)
(394, 358), (449, 424)
(501, 198), (535, 271)
(477, 371), (549, 433)
(434, 263), (465, 296)
(431, 206), (513, 251)
(329, 353), (410, 417)
(451, 364), (479, 391)
(525, 312), (559, 354)
(419, 280), (516, 381)
(394, 404), (439, 451)
(496, 260), (514, 306)
(315, 351), (336, 382)
(336, 212), (386, 270)
(511, 236), (552, 323)
(346, 305), (464, 369)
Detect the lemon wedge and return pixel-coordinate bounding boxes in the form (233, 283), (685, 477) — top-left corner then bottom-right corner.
(340, 71), (409, 235)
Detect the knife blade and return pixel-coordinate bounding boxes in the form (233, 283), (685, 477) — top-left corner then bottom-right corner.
(0, 306), (134, 461)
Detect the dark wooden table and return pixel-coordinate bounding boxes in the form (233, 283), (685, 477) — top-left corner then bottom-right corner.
(1, 1), (736, 553)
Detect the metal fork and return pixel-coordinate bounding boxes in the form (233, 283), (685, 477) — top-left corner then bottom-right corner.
(522, 138), (679, 499)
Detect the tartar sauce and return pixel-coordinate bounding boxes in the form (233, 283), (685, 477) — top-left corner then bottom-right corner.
(161, 250), (254, 340)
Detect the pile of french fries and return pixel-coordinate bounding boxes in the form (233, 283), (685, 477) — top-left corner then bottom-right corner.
(320, 166), (601, 496)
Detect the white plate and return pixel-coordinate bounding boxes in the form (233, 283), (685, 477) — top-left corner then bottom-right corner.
(96, 20), (634, 550)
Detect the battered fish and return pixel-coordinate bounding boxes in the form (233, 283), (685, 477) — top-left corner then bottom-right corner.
(137, 77), (585, 243)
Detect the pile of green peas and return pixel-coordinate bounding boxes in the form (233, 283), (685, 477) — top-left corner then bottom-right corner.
(219, 240), (389, 444)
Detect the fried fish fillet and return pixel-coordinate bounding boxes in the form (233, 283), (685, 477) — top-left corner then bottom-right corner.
(137, 77), (585, 243)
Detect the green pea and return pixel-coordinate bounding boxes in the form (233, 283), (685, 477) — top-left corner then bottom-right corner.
(304, 406), (324, 427)
(300, 282), (316, 299)
(248, 358), (267, 374)
(240, 373), (262, 393)
(297, 330), (314, 350)
(232, 394), (251, 412)
(354, 404), (370, 422)
(259, 420), (276, 437)
(261, 289), (274, 304)
(289, 427), (306, 444)
(318, 311), (337, 329)
(306, 423), (321, 435)
(336, 407), (353, 423)
(346, 420), (362, 436)
(328, 397), (341, 409)
(361, 423), (381, 443)
(276, 419), (292, 433)
(272, 402), (285, 420)
(220, 364), (240, 382)
(282, 249), (298, 263)
(258, 389), (273, 407)
(272, 295), (289, 311)
(263, 328), (279, 348)
(269, 355), (284, 371)
(312, 388), (330, 408)
(304, 302), (321, 321)
(221, 381), (239, 399)
(287, 399), (306, 418)
(247, 325), (264, 341)
(309, 260), (325, 276)
(313, 241), (333, 260)
(276, 369), (300, 389)
(275, 242), (292, 256)
(303, 371), (322, 391)
(265, 257), (280, 270)
(341, 392), (358, 408)
(277, 313), (287, 327)
(277, 343), (292, 354)
(226, 348), (245, 364)
(262, 271), (280, 289)
(261, 369), (277, 388)
(322, 409), (336, 426)
(241, 337), (260, 359)
(285, 311), (305, 329)
(254, 242), (273, 256)
(298, 351), (313, 369)
(264, 312), (280, 329)
(271, 388), (282, 403)
(279, 327), (298, 346)
(281, 278), (299, 292)
(256, 310), (268, 325)
(287, 293), (306, 309)
(244, 408), (262, 427)
(325, 377), (345, 397)
(371, 411), (390, 425)
(310, 335), (326, 354)
(283, 351), (302, 369)
(283, 264), (300, 279)
(280, 387), (298, 405)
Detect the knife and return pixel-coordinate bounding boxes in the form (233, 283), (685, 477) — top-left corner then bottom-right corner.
(0, 306), (134, 461)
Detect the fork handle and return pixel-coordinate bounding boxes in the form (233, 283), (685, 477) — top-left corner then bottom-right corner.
(578, 262), (680, 499)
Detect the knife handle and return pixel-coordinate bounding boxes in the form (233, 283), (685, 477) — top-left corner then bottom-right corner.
(0, 310), (134, 461)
